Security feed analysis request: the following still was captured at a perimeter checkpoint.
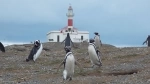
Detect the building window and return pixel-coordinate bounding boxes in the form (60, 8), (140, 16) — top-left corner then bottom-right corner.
(68, 28), (71, 32)
(49, 39), (53, 41)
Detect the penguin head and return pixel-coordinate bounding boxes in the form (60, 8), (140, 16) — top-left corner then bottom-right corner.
(34, 40), (40, 46)
(66, 33), (70, 38)
(89, 38), (95, 43)
(64, 46), (71, 53)
(94, 32), (99, 35)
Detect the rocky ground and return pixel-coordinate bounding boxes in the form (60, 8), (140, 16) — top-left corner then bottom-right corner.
(0, 42), (150, 84)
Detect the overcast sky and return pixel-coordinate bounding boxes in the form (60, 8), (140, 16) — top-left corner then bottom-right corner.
(0, 0), (150, 46)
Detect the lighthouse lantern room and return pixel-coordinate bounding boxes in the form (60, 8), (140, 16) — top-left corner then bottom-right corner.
(47, 5), (89, 43)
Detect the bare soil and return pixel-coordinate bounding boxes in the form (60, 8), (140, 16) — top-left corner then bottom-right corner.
(0, 42), (150, 84)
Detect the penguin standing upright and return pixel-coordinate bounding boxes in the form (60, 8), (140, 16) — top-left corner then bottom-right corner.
(26, 40), (43, 62)
(88, 39), (102, 68)
(94, 32), (102, 49)
(0, 42), (5, 52)
(57, 46), (82, 81)
(143, 35), (150, 47)
(61, 33), (74, 49)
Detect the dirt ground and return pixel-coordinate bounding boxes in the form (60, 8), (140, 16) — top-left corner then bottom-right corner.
(0, 42), (150, 84)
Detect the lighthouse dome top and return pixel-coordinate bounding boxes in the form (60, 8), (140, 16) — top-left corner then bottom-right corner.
(68, 6), (73, 10)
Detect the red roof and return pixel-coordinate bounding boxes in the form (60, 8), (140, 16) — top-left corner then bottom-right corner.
(60, 26), (78, 31)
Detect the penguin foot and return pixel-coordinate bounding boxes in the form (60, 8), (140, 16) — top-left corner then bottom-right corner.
(99, 63), (102, 67)
(26, 59), (30, 62)
(69, 77), (72, 81)
(91, 65), (95, 68)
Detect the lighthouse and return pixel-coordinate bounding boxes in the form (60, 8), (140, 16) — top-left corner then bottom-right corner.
(66, 5), (74, 32)
(47, 5), (89, 42)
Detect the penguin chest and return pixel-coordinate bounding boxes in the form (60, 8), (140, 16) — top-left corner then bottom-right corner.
(95, 37), (101, 48)
(33, 44), (43, 61)
(88, 45), (99, 62)
(65, 55), (75, 74)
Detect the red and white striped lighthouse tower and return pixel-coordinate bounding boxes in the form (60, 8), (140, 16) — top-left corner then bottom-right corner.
(66, 5), (74, 31)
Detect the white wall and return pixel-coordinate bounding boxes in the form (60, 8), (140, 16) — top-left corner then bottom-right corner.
(47, 31), (63, 42)
(47, 31), (89, 42)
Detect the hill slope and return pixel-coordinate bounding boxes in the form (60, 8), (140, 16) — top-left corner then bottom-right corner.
(0, 42), (150, 84)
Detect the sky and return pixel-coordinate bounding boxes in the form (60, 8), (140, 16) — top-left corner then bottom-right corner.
(0, 0), (150, 46)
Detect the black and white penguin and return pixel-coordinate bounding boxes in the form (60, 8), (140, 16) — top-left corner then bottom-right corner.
(143, 35), (150, 47)
(57, 46), (81, 81)
(26, 40), (43, 62)
(88, 38), (102, 68)
(94, 32), (102, 49)
(61, 33), (74, 48)
(0, 42), (5, 52)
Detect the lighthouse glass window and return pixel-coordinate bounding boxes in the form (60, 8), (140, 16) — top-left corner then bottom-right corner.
(68, 10), (72, 15)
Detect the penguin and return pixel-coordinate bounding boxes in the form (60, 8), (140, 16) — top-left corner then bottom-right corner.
(88, 38), (102, 68)
(0, 42), (5, 52)
(57, 46), (82, 81)
(94, 32), (102, 49)
(143, 35), (150, 47)
(61, 33), (74, 49)
(26, 40), (43, 62)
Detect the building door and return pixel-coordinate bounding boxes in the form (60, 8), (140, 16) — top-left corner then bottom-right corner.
(81, 36), (83, 40)
(57, 35), (60, 42)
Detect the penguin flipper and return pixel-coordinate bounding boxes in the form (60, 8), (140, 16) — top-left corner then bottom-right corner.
(143, 41), (146, 45)
(70, 39), (75, 47)
(0, 42), (5, 52)
(57, 60), (64, 72)
(61, 39), (66, 44)
(27, 46), (36, 60)
(97, 51), (102, 66)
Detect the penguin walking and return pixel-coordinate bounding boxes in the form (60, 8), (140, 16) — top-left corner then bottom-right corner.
(0, 42), (5, 52)
(88, 39), (102, 68)
(57, 46), (82, 81)
(94, 32), (102, 50)
(26, 40), (43, 62)
(143, 35), (150, 47)
(61, 33), (75, 49)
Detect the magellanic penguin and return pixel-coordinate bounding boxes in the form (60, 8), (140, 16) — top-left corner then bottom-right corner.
(143, 35), (150, 47)
(94, 32), (102, 49)
(57, 46), (82, 81)
(61, 33), (75, 49)
(26, 40), (43, 62)
(88, 38), (102, 68)
(0, 42), (5, 52)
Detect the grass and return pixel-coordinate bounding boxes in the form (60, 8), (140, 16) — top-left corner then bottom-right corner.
(143, 59), (150, 63)
(76, 49), (87, 53)
(74, 67), (103, 77)
(113, 54), (139, 59)
(3, 67), (16, 71)
(49, 59), (62, 65)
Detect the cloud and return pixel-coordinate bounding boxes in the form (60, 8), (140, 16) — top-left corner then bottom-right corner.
(0, 0), (66, 24)
(0, 0), (150, 45)
(1, 0), (149, 24)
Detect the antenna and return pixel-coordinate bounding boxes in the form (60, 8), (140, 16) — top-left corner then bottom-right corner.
(69, 3), (71, 6)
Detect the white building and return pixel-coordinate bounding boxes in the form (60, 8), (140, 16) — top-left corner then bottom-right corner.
(47, 5), (89, 43)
